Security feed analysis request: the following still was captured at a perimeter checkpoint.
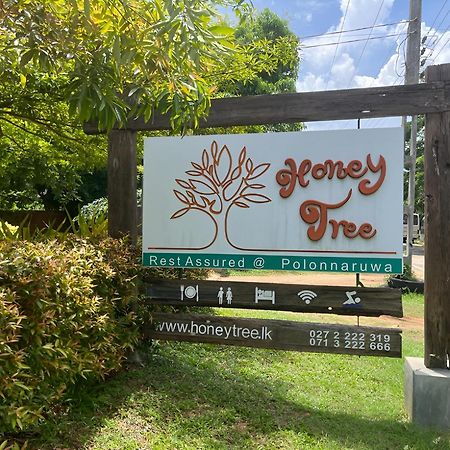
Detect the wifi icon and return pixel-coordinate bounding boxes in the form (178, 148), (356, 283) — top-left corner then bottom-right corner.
(297, 290), (318, 304)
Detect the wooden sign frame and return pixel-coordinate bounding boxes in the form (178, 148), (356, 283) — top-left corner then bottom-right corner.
(144, 279), (403, 317)
(85, 63), (450, 368)
(148, 313), (402, 358)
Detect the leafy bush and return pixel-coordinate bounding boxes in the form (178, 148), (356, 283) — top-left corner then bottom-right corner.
(387, 263), (418, 282)
(0, 220), (33, 240)
(0, 237), (142, 433)
(78, 190), (142, 223)
(0, 221), (18, 237)
(78, 197), (108, 222)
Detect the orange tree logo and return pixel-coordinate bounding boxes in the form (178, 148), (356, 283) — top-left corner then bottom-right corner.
(171, 140), (271, 249)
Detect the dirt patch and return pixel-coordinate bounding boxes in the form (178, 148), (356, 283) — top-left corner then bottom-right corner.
(354, 314), (423, 331)
(209, 271), (423, 332)
(209, 271), (387, 287)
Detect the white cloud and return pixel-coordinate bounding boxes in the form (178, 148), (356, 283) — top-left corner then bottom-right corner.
(420, 28), (450, 72)
(330, 52), (355, 82)
(294, 1), (449, 130)
(296, 73), (326, 91)
(294, 11), (314, 23)
(352, 52), (403, 88)
(434, 39), (450, 64)
(295, 0), (328, 9)
(297, 52), (356, 91)
(296, 0), (404, 130)
(298, 0), (399, 93)
(297, 0), (407, 95)
(337, 0), (394, 33)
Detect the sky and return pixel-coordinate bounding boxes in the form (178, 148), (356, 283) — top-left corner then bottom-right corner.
(247, 0), (450, 130)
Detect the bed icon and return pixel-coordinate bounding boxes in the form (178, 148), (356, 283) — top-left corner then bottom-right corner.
(255, 287), (276, 304)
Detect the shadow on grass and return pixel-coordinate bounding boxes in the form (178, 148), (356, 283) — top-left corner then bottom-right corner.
(27, 342), (449, 450)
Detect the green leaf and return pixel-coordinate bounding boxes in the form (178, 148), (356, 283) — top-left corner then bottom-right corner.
(84, 0), (91, 18)
(19, 50), (35, 67)
(19, 73), (27, 88)
(209, 25), (235, 37)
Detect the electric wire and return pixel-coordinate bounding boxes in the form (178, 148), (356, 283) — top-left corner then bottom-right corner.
(300, 6), (414, 129)
(393, 32), (409, 77)
(362, 20), (408, 95)
(420, 21), (450, 71)
(346, 0), (384, 89)
(421, 0), (448, 45)
(424, 7), (450, 48)
(341, 0), (385, 129)
(429, 34), (450, 62)
(299, 19), (412, 40)
(302, 32), (408, 49)
(325, 0), (351, 90)
(428, 21), (450, 52)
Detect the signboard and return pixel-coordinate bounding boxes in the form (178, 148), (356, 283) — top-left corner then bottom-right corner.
(144, 279), (403, 317)
(148, 313), (402, 358)
(143, 128), (403, 273)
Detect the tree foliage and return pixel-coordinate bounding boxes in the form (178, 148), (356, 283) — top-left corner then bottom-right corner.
(0, 108), (106, 210)
(1, 0), (296, 132)
(0, 1), (299, 209)
(212, 8), (302, 134)
(404, 116), (424, 216)
(222, 8), (300, 96)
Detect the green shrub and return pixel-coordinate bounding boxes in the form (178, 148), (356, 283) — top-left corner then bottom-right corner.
(0, 237), (142, 433)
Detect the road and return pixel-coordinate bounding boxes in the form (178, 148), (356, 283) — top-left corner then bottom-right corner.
(411, 245), (424, 280)
(210, 246), (425, 288)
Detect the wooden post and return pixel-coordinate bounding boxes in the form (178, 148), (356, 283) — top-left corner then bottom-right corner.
(83, 82), (450, 134)
(424, 64), (450, 369)
(107, 129), (137, 245)
(404, 0), (421, 267)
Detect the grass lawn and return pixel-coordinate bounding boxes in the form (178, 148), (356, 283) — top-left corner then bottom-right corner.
(19, 294), (450, 449)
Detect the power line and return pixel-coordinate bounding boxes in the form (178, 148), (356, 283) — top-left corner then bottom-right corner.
(421, 0), (448, 44)
(428, 21), (450, 51)
(299, 19), (412, 40)
(302, 32), (409, 49)
(365, 21), (408, 89)
(325, 0), (351, 90)
(420, 21), (450, 69)
(424, 7), (450, 47)
(429, 34), (450, 62)
(346, 0), (384, 88)
(390, 31), (409, 77)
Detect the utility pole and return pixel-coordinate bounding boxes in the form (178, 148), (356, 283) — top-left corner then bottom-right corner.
(403, 0), (422, 269)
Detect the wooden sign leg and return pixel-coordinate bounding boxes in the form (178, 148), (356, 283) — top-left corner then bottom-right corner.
(107, 129), (138, 245)
(424, 64), (450, 369)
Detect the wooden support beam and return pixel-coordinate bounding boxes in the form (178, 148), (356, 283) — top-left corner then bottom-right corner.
(424, 64), (450, 369)
(107, 130), (137, 244)
(147, 313), (402, 358)
(84, 81), (450, 134)
(144, 279), (403, 317)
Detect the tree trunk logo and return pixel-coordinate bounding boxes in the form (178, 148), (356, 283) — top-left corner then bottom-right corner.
(171, 140), (271, 249)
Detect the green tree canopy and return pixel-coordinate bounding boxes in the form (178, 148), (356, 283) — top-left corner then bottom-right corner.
(1, 0), (297, 132)
(211, 8), (302, 134)
(222, 8), (300, 96)
(0, 1), (299, 209)
(404, 116), (424, 216)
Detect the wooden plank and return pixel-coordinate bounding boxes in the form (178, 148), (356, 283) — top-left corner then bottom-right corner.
(84, 80), (450, 134)
(147, 313), (402, 358)
(107, 130), (137, 244)
(143, 279), (403, 317)
(424, 64), (450, 369)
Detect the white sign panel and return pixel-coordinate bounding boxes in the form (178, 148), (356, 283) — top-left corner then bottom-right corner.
(143, 129), (403, 273)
